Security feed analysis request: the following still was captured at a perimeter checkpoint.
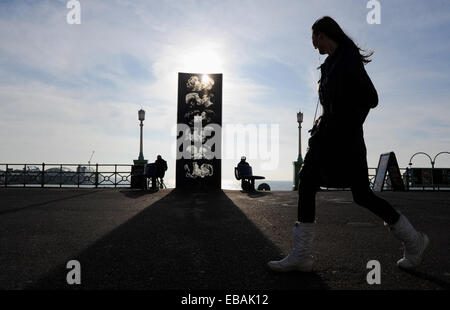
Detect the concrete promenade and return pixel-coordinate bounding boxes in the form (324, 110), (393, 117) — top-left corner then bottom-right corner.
(0, 188), (449, 290)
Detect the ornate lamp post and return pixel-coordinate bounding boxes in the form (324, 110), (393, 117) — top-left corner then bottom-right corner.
(293, 111), (304, 190)
(131, 109), (148, 189)
(138, 109), (146, 161)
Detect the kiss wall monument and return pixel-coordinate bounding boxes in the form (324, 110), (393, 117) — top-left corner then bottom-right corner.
(176, 73), (223, 190)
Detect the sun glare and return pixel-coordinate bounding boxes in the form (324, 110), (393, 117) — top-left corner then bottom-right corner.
(201, 74), (211, 84)
(179, 45), (224, 73)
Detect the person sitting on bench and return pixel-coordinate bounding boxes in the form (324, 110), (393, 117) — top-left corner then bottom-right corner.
(143, 163), (157, 190)
(236, 157), (249, 191)
(237, 156), (249, 170)
(154, 155), (167, 189)
(235, 156), (265, 191)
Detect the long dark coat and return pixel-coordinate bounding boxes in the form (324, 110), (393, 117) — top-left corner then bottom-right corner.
(155, 158), (168, 178)
(303, 44), (378, 188)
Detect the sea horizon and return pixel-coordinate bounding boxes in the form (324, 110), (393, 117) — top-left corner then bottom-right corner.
(161, 179), (294, 191)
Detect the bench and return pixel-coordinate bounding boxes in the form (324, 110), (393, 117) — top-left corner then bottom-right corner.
(234, 165), (265, 192)
(144, 163), (158, 190)
(144, 163), (167, 190)
(131, 163), (162, 190)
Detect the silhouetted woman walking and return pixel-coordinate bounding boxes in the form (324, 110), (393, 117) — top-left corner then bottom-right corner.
(268, 16), (428, 272)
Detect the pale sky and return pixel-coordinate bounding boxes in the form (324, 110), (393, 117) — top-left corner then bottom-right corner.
(1, 0), (449, 184)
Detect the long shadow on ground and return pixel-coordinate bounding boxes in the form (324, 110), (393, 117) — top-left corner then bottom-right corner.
(29, 189), (327, 289)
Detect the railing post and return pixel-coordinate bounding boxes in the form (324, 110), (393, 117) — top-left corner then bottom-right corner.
(77, 165), (80, 188)
(41, 163), (45, 188)
(95, 163), (99, 188)
(5, 164), (8, 188)
(115, 164), (117, 188)
(431, 162), (435, 191)
(23, 164), (27, 188)
(60, 164), (63, 188)
(404, 167), (409, 191)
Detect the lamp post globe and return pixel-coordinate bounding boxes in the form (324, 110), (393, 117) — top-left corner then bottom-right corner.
(297, 111), (303, 123)
(138, 109), (145, 121)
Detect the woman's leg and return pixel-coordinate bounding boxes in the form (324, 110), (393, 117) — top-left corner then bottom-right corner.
(351, 182), (400, 225)
(267, 161), (318, 272)
(297, 163), (320, 223)
(351, 181), (429, 268)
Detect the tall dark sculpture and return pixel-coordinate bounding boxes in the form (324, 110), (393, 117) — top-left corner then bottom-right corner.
(176, 73), (222, 190)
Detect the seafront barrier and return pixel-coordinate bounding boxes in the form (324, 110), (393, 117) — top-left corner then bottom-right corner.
(1, 163), (447, 190)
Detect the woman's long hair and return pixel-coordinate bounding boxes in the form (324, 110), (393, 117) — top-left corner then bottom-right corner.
(312, 16), (373, 64)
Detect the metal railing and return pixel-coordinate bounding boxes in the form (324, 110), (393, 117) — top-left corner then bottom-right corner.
(325, 167), (449, 191)
(0, 163), (133, 188)
(407, 151), (450, 191)
(0, 163), (447, 190)
(320, 167), (406, 191)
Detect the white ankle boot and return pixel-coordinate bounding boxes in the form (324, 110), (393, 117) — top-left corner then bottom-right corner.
(389, 214), (429, 269)
(267, 222), (315, 272)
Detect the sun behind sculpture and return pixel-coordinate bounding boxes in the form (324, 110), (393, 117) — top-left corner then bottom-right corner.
(179, 45), (224, 73)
